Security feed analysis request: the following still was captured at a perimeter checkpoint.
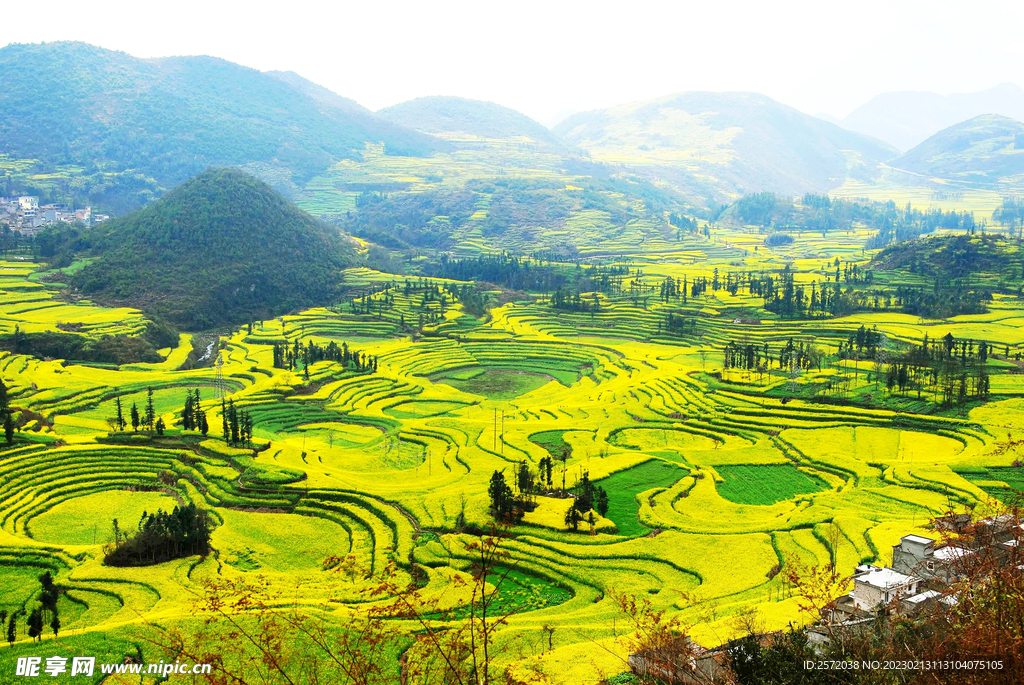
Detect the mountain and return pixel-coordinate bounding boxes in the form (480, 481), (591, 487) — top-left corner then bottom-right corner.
(543, 109), (580, 130)
(69, 169), (356, 330)
(890, 114), (1024, 185)
(0, 42), (445, 212)
(838, 83), (1024, 152)
(554, 91), (898, 200)
(378, 96), (567, 149)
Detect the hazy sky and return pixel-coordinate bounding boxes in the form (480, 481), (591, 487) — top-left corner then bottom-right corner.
(3, 0), (1023, 126)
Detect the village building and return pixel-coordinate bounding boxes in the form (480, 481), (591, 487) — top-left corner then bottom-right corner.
(832, 564), (920, 619)
(891, 534), (974, 585)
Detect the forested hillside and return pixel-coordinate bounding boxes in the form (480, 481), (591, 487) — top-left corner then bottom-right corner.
(57, 169), (355, 329)
(0, 42), (445, 212)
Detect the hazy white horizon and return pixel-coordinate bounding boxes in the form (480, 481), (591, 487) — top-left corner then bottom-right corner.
(3, 0), (1023, 126)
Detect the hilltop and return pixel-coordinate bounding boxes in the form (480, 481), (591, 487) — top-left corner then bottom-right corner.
(378, 96), (567, 149)
(0, 42), (445, 212)
(870, 232), (1023, 283)
(554, 91), (897, 201)
(890, 114), (1024, 185)
(67, 169), (356, 329)
(838, 83), (1024, 151)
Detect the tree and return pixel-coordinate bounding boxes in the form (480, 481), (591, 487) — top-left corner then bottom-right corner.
(6, 611), (16, 647)
(564, 505), (583, 531)
(130, 402), (140, 432)
(26, 607), (43, 642)
(155, 417), (165, 436)
(596, 488), (609, 517)
(114, 396), (125, 431)
(145, 387), (155, 431)
(3, 412), (12, 446)
(221, 398), (229, 442)
(182, 391), (195, 431)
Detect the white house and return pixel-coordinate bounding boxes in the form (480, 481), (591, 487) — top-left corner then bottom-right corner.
(848, 565), (920, 612)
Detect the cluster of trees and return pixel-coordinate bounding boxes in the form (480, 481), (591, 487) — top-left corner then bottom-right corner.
(180, 388), (209, 435)
(104, 504), (211, 566)
(990, 196), (1024, 239)
(731, 192), (979, 247)
(4, 571), (62, 645)
(723, 338), (826, 375)
(221, 398), (254, 447)
(549, 287), (600, 313)
(108, 387), (166, 435)
(487, 470), (529, 524)
(428, 253), (631, 298)
(272, 339), (378, 378)
(881, 333), (995, 410)
(668, 212), (699, 237)
(1, 379), (13, 445)
(659, 312), (699, 336)
(563, 472), (608, 533)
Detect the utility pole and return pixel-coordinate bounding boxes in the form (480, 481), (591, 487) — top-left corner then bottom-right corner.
(501, 410), (504, 455)
(493, 408), (497, 450)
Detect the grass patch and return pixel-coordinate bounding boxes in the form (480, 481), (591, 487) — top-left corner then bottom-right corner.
(715, 464), (829, 506)
(595, 460), (686, 537)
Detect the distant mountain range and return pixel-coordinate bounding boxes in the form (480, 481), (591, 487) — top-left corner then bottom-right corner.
(554, 92), (897, 199)
(4, 41), (1022, 220)
(0, 42), (445, 210)
(836, 83), (1024, 152)
(378, 96), (567, 150)
(890, 114), (1024, 185)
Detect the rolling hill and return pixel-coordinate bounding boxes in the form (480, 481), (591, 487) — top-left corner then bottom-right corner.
(890, 114), (1024, 185)
(378, 96), (568, 150)
(838, 83), (1024, 152)
(68, 168), (356, 330)
(553, 91), (897, 200)
(0, 42), (445, 212)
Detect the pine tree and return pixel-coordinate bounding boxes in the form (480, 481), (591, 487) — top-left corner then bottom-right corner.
(229, 400), (239, 444)
(221, 399), (229, 442)
(155, 417), (165, 436)
(6, 612), (16, 647)
(130, 403), (140, 432)
(198, 410), (209, 436)
(27, 607), (42, 642)
(114, 396), (125, 431)
(145, 387), (155, 431)
(182, 392), (194, 431)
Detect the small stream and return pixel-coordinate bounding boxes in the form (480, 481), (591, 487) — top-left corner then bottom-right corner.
(197, 340), (217, 364)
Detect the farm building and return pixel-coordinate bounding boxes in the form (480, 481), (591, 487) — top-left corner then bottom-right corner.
(891, 534), (974, 585)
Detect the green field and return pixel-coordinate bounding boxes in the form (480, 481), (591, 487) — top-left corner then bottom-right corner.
(715, 464), (829, 505)
(595, 459), (687, 536)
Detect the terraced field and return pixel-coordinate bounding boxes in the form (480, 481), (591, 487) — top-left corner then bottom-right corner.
(2, 226), (1023, 684)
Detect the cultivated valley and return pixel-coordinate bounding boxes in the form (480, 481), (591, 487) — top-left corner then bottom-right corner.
(2, 37), (1024, 685)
